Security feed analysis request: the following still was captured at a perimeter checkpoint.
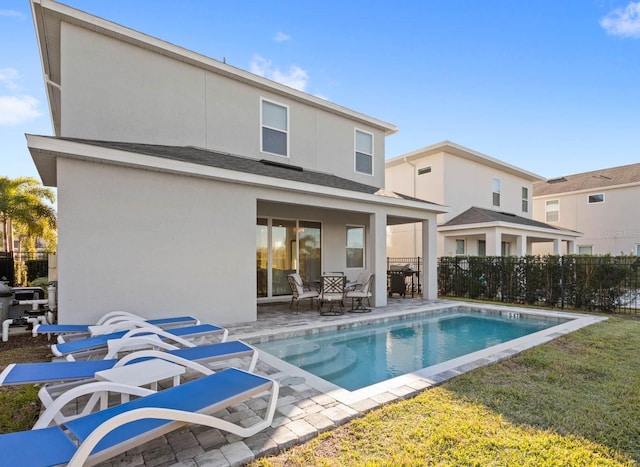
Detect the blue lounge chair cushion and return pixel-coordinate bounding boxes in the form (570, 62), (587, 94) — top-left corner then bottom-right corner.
(36, 316), (198, 335)
(65, 368), (271, 454)
(1, 341), (253, 386)
(0, 426), (78, 466)
(54, 324), (224, 355)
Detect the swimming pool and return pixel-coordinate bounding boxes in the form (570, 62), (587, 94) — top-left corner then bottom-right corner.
(255, 307), (570, 391)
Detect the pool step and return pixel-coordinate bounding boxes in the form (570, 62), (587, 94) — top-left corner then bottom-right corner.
(310, 345), (358, 380)
(286, 343), (340, 368)
(269, 341), (320, 360)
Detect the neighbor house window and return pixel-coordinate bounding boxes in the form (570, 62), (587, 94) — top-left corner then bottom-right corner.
(346, 226), (365, 268)
(455, 239), (465, 255)
(501, 242), (511, 256)
(578, 245), (593, 255)
(355, 129), (373, 175)
(492, 178), (501, 207)
(636, 244), (640, 256)
(261, 99), (288, 156)
(418, 166), (432, 175)
(545, 199), (559, 222)
(478, 240), (486, 256)
(588, 193), (604, 204)
(522, 187), (529, 212)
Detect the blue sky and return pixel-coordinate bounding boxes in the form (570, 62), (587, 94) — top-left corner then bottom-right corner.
(2, 1), (640, 182)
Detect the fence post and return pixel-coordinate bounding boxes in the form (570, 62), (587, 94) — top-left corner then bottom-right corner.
(560, 255), (565, 310)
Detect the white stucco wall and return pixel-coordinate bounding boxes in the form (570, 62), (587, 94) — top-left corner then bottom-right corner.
(59, 23), (386, 188)
(56, 158), (256, 325)
(532, 185), (640, 255)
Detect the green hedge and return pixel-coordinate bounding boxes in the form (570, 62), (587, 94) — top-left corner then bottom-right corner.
(438, 255), (640, 313)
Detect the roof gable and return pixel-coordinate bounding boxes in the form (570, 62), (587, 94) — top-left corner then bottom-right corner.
(442, 206), (564, 231)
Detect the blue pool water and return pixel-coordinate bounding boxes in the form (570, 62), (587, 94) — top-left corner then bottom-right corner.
(255, 307), (569, 391)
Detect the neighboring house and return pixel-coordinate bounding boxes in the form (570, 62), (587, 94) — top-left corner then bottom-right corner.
(532, 163), (640, 256)
(385, 141), (581, 258)
(27, 0), (446, 325)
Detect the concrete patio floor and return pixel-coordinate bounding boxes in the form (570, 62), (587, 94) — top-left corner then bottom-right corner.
(97, 297), (605, 466)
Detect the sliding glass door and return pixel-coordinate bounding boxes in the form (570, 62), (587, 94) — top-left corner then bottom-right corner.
(256, 218), (322, 298)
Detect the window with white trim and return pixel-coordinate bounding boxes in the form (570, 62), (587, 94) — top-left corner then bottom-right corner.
(355, 129), (373, 175)
(545, 199), (559, 222)
(455, 239), (465, 255)
(346, 226), (365, 268)
(261, 99), (288, 156)
(522, 187), (529, 212)
(478, 240), (486, 256)
(588, 193), (604, 204)
(578, 245), (593, 255)
(492, 178), (501, 207)
(501, 242), (511, 256)
(636, 244), (640, 256)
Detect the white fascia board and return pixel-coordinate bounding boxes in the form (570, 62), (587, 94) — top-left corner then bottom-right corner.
(31, 0), (397, 136)
(26, 135), (447, 214)
(438, 221), (582, 238)
(386, 140), (545, 182)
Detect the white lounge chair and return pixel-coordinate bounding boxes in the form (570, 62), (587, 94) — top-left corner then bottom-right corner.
(52, 323), (228, 360)
(0, 340), (258, 387)
(33, 311), (200, 338)
(0, 368), (279, 466)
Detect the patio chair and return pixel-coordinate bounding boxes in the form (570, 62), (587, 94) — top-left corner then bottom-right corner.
(319, 274), (345, 316)
(287, 273), (319, 312)
(0, 368), (279, 466)
(345, 270), (371, 291)
(52, 323), (229, 361)
(33, 311), (200, 338)
(345, 273), (374, 313)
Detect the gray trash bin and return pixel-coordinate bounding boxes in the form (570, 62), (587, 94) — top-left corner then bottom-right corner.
(0, 282), (14, 322)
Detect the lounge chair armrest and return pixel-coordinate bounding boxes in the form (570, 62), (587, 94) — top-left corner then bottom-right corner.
(35, 381), (156, 429)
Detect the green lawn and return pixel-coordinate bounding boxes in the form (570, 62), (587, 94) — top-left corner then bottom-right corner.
(253, 315), (640, 466)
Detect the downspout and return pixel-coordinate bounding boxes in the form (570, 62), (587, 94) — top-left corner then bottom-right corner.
(403, 157), (418, 258)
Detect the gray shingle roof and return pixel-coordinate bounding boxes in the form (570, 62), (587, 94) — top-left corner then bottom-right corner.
(534, 163), (640, 196)
(442, 206), (563, 231)
(62, 138), (385, 195)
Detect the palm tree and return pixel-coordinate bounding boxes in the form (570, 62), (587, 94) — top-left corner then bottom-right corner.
(0, 176), (57, 253)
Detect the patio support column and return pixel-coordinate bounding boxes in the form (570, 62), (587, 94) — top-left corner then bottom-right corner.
(485, 230), (501, 256)
(421, 218), (437, 299)
(516, 234), (527, 256)
(552, 238), (562, 255)
(370, 212), (387, 307)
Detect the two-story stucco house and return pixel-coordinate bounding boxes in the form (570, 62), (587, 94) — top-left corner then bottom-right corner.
(532, 163), (640, 256)
(26, 0), (446, 325)
(385, 141), (580, 258)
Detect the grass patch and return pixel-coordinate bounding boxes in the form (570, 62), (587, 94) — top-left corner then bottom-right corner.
(254, 315), (640, 466)
(0, 335), (51, 434)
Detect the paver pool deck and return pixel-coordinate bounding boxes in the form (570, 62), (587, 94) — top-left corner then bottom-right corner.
(97, 298), (605, 466)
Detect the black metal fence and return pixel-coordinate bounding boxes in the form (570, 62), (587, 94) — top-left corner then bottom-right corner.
(438, 255), (640, 313)
(0, 251), (49, 286)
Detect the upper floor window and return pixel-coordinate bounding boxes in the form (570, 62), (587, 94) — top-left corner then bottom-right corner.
(346, 226), (365, 268)
(261, 99), (288, 156)
(546, 199), (559, 222)
(492, 178), (501, 207)
(522, 187), (529, 212)
(588, 193), (604, 204)
(418, 166), (432, 175)
(355, 129), (373, 175)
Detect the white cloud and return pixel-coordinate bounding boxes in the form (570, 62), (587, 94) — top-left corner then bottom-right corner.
(273, 32), (291, 43)
(601, 1), (640, 38)
(0, 10), (24, 19)
(0, 95), (42, 125)
(0, 68), (20, 91)
(249, 54), (309, 92)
